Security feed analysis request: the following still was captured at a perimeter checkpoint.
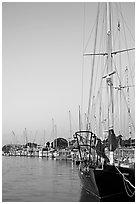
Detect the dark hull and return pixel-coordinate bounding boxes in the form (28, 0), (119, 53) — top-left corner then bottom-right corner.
(79, 164), (135, 201)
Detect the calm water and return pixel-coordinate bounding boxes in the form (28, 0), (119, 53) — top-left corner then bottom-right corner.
(2, 156), (98, 202)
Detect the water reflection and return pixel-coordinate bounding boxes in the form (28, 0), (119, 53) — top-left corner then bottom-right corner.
(79, 187), (99, 202)
(3, 157), (81, 202)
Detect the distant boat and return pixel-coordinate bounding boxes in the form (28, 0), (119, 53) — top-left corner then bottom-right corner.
(56, 149), (72, 161)
(48, 149), (58, 159)
(74, 2), (135, 201)
(39, 147), (49, 157)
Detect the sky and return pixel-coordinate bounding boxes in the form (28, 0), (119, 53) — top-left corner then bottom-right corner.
(2, 2), (135, 145)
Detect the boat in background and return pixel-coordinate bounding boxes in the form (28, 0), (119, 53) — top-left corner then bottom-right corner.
(73, 2), (135, 201)
(56, 148), (72, 161)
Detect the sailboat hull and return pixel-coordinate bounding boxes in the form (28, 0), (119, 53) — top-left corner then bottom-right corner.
(79, 164), (135, 201)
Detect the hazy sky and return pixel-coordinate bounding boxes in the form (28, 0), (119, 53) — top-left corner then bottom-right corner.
(2, 2), (135, 145)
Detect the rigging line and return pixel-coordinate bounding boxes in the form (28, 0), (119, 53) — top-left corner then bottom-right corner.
(112, 61), (126, 90)
(117, 17), (122, 82)
(91, 97), (97, 135)
(84, 18), (96, 54)
(94, 58), (107, 107)
(92, 6), (106, 99)
(120, 88), (135, 132)
(112, 25), (119, 51)
(89, 59), (106, 129)
(114, 89), (120, 131)
(92, 21), (108, 106)
(107, 81), (109, 131)
(98, 89), (102, 139)
(117, 4), (122, 134)
(130, 60), (135, 82)
(119, 3), (135, 43)
(101, 105), (106, 135)
(113, 60), (124, 88)
(81, 2), (86, 128)
(119, 4), (135, 86)
(93, 61), (107, 106)
(87, 3), (100, 122)
(92, 88), (103, 137)
(125, 66), (133, 138)
(89, 38), (107, 131)
(112, 3), (120, 46)
(111, 2), (117, 52)
(113, 62), (135, 133)
(83, 3), (103, 53)
(129, 61), (135, 96)
(113, 64), (135, 131)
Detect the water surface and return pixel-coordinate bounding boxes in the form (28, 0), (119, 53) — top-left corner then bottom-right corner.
(2, 156), (98, 202)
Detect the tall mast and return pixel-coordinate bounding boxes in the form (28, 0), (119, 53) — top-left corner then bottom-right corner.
(52, 118), (54, 148)
(54, 124), (57, 149)
(44, 129), (45, 145)
(24, 128), (28, 145)
(118, 18), (122, 135)
(78, 106), (81, 131)
(106, 2), (114, 129)
(69, 110), (72, 140)
(106, 2), (114, 164)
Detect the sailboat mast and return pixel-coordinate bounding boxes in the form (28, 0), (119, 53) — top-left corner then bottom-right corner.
(69, 110), (72, 140)
(44, 129), (45, 146)
(78, 106), (81, 131)
(54, 124), (57, 149)
(106, 3), (114, 164)
(106, 2), (114, 130)
(52, 118), (55, 148)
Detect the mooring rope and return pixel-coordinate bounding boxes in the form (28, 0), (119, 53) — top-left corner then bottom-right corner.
(115, 166), (135, 197)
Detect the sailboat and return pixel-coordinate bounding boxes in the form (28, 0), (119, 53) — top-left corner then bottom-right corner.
(73, 2), (135, 201)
